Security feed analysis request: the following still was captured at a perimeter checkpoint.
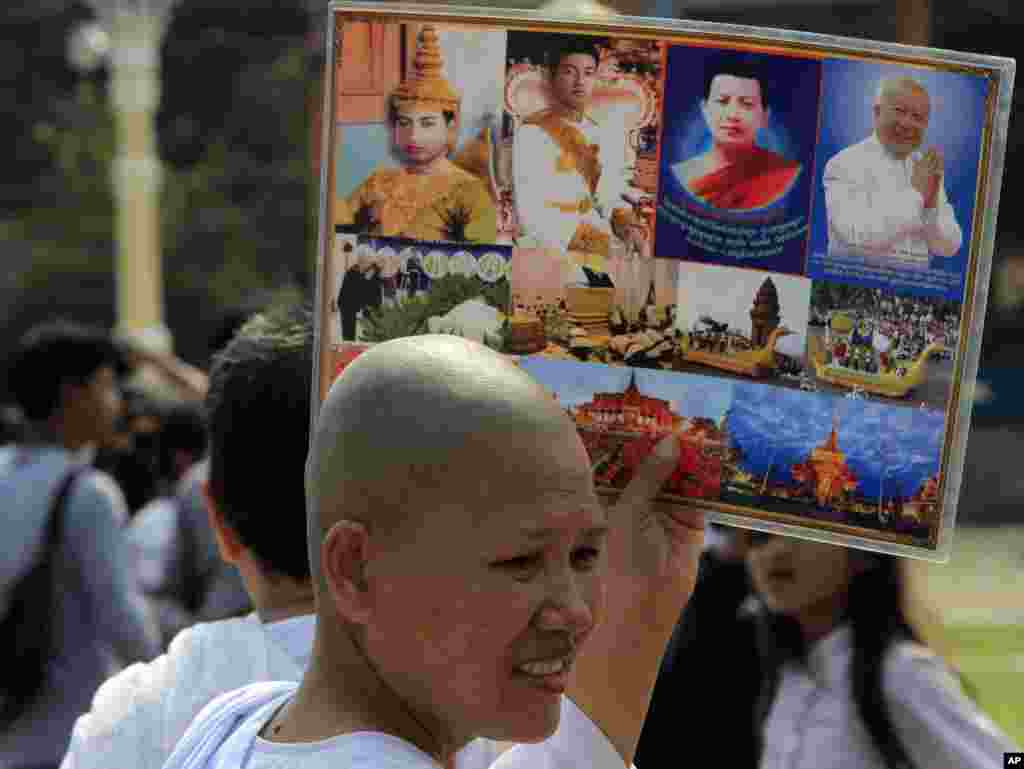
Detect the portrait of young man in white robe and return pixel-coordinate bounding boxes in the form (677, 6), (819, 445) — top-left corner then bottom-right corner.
(507, 33), (662, 320)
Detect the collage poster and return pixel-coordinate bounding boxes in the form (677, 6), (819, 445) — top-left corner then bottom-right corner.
(319, 9), (1011, 559)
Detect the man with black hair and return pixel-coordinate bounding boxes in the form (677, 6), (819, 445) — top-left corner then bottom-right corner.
(0, 321), (160, 769)
(61, 303), (316, 769)
(94, 386), (164, 515)
(175, 294), (275, 621)
(672, 53), (800, 211)
(515, 35), (648, 265)
(119, 293), (277, 634)
(156, 402), (209, 489)
(126, 401), (211, 645)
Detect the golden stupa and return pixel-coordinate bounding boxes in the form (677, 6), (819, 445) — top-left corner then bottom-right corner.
(801, 416), (858, 507)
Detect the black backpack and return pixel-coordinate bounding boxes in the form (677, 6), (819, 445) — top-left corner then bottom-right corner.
(0, 466), (84, 726)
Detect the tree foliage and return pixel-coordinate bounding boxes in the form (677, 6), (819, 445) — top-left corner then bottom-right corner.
(1, 0), (319, 383)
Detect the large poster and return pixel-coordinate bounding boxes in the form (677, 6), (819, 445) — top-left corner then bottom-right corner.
(317, 7), (1013, 561)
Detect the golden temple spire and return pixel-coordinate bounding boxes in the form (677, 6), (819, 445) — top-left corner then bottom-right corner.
(823, 413), (840, 453)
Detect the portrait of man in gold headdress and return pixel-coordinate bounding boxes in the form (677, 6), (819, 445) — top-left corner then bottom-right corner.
(333, 24), (500, 244)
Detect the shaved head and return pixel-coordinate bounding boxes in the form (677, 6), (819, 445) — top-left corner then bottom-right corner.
(302, 335), (608, 750)
(305, 335), (592, 584)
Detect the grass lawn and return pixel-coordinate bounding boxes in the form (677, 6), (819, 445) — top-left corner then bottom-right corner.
(910, 526), (1024, 748)
(944, 625), (1024, 747)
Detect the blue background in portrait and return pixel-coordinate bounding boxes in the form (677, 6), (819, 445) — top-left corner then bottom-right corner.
(807, 60), (989, 302)
(655, 46), (822, 275)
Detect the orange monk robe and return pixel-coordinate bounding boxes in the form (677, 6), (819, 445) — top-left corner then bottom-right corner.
(677, 146), (801, 211)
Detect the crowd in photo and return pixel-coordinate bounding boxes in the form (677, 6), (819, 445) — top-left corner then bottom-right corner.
(811, 286), (961, 362)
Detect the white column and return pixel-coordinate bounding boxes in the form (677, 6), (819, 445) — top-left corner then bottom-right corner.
(109, 10), (171, 353)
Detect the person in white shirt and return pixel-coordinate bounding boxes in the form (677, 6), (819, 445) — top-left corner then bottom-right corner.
(739, 530), (1018, 769)
(161, 334), (704, 769)
(1, 322), (161, 769)
(823, 77), (962, 268)
(514, 36), (650, 265)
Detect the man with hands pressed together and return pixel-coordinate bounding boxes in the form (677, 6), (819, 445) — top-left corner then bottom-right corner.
(162, 334), (703, 769)
(824, 76), (962, 266)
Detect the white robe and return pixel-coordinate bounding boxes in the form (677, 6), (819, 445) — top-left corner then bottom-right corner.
(60, 613), (309, 769)
(513, 106), (655, 319)
(160, 682), (635, 769)
(514, 106), (634, 253)
(61, 613), (504, 769)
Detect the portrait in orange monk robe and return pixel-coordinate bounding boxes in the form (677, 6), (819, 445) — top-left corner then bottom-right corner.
(672, 55), (801, 211)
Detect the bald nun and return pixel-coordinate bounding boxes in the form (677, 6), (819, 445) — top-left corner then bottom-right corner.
(162, 335), (704, 769)
(824, 76), (962, 266)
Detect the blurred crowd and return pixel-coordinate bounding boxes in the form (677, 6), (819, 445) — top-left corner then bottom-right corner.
(0, 308), (265, 767)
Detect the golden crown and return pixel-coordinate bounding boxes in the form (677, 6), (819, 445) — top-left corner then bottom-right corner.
(391, 25), (461, 113)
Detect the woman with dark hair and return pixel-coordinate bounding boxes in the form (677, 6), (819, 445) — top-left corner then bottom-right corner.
(741, 531), (1016, 769)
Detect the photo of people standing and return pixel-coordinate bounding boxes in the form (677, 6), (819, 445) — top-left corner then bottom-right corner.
(333, 235), (512, 347)
(333, 239), (383, 343)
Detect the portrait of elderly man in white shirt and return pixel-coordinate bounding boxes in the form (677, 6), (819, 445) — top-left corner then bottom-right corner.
(823, 76), (963, 267)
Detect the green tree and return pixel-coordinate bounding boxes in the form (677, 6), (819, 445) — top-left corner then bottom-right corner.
(1, 1), (318, 384)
